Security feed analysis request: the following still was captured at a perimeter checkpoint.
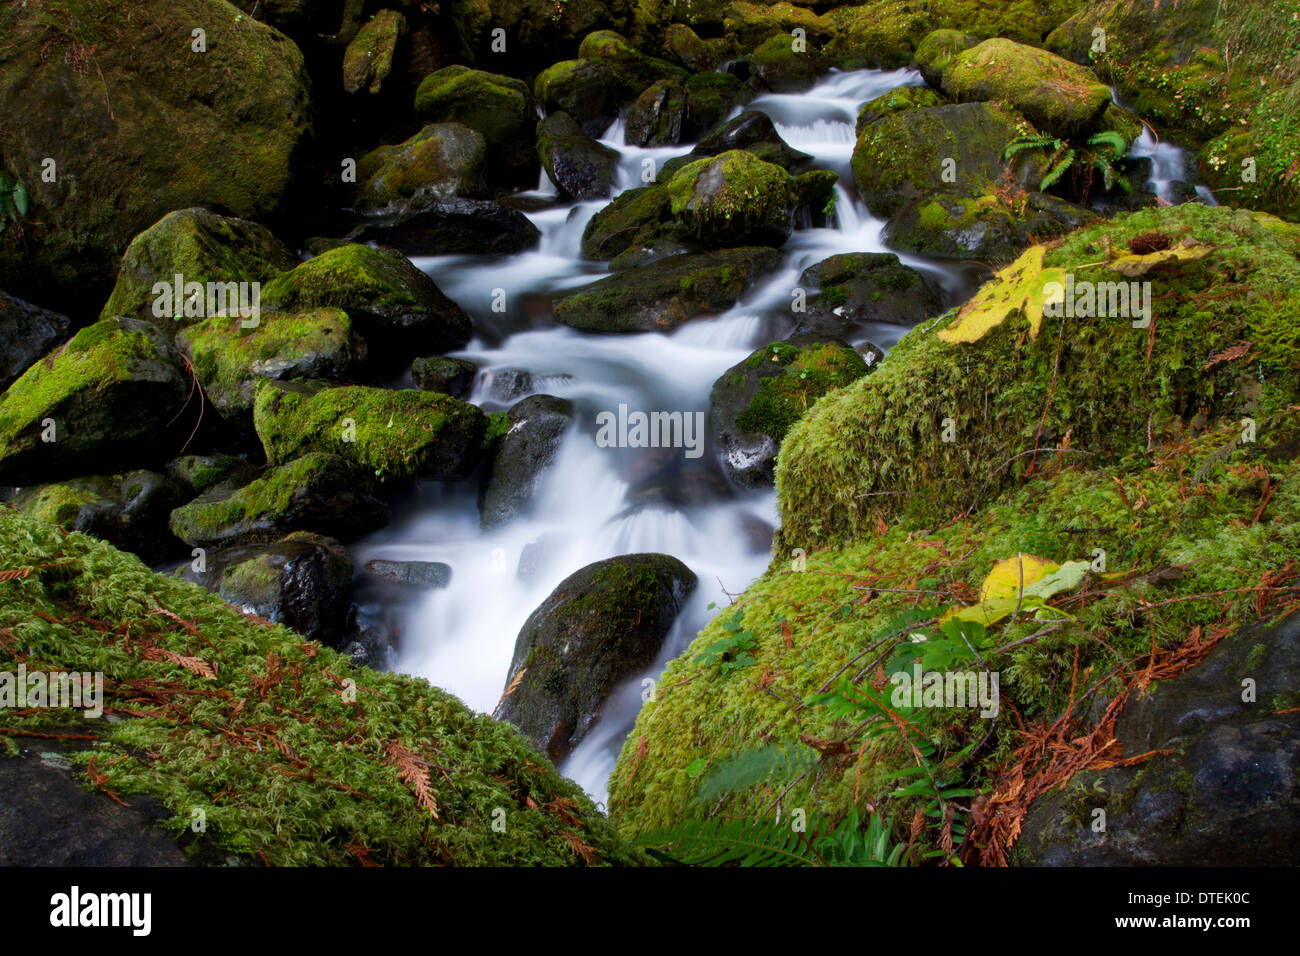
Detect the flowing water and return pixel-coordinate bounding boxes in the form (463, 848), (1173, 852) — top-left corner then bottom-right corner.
(353, 69), (1208, 806)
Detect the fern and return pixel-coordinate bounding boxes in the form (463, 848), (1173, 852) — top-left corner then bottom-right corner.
(637, 815), (824, 866)
(695, 741), (818, 804)
(1040, 148), (1077, 191)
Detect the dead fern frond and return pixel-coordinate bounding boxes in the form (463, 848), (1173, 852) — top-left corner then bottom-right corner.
(385, 740), (439, 819)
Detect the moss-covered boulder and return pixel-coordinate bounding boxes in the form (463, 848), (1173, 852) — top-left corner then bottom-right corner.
(480, 394), (574, 528)
(664, 22), (721, 72)
(912, 27), (980, 88)
(253, 380), (487, 481)
(626, 78), (688, 147)
(682, 72), (753, 141)
(533, 58), (623, 137)
(710, 338), (872, 488)
(11, 470), (185, 563)
(797, 252), (945, 333)
(0, 290), (70, 392)
(167, 454), (254, 497)
(354, 123), (490, 215)
(498, 553), (698, 762)
(0, 509), (644, 865)
(635, 0), (729, 40)
(347, 198), (541, 256)
(537, 112), (621, 200)
(577, 29), (688, 98)
(462, 0), (636, 76)
(665, 149), (798, 248)
(100, 208), (298, 329)
(664, 111), (812, 179)
(411, 355), (478, 398)
(824, 1), (934, 70)
(942, 38), (1113, 140)
(0, 317), (190, 484)
(555, 247), (782, 333)
(413, 66), (538, 187)
(723, 1), (831, 49)
(169, 452), (390, 549)
(0, 0), (311, 311)
(750, 33), (824, 92)
(176, 309), (361, 418)
(259, 244), (473, 357)
(342, 8), (407, 95)
(855, 85), (948, 136)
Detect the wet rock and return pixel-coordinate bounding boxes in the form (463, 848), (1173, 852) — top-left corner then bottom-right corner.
(354, 123), (490, 215)
(0, 290), (69, 391)
(710, 337), (872, 488)
(681, 72), (753, 140)
(626, 78), (688, 147)
(750, 33), (824, 92)
(537, 112), (621, 200)
(482, 367), (537, 403)
(798, 252), (944, 329)
(480, 394), (574, 529)
(662, 110), (812, 178)
(347, 198), (541, 255)
(342, 9), (406, 95)
(912, 28), (980, 88)
(577, 29), (688, 99)
(498, 553), (697, 762)
(10, 470), (186, 563)
(364, 558), (452, 590)
(1015, 610), (1300, 866)
(533, 58), (623, 137)
(855, 85), (948, 136)
(411, 355), (478, 398)
(414, 66), (539, 188)
(824, 2), (934, 70)
(664, 22), (721, 72)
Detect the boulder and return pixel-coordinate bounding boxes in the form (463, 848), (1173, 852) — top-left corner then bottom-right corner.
(555, 247), (782, 333)
(166, 454), (255, 496)
(347, 199), (541, 255)
(413, 66), (539, 188)
(710, 338), (871, 487)
(0, 290), (70, 392)
(577, 30), (688, 98)
(664, 110), (811, 177)
(664, 23), (720, 72)
(411, 355), (478, 398)
(723, 2), (831, 49)
(354, 123), (490, 215)
(824, 1), (934, 69)
(342, 9), (407, 95)
(480, 395), (575, 528)
(855, 85), (947, 136)
(664, 150), (798, 248)
(681, 73), (753, 141)
(533, 59), (623, 137)
(750, 33), (824, 92)
(259, 244), (473, 357)
(498, 553), (698, 761)
(168, 452), (390, 549)
(100, 208), (298, 328)
(364, 558), (453, 590)
(797, 252), (944, 330)
(625, 79), (688, 147)
(0, 317), (190, 484)
(537, 112), (621, 200)
(253, 380), (487, 481)
(912, 28), (980, 88)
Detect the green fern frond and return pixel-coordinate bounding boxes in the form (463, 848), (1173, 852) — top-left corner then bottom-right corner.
(1040, 148), (1076, 191)
(1002, 134), (1059, 159)
(696, 741), (818, 804)
(636, 816), (822, 867)
(1086, 129), (1130, 158)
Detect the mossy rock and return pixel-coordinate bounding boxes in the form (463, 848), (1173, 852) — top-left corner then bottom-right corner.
(682, 72), (752, 141)
(943, 38), (1113, 140)
(0, 290), (70, 392)
(253, 380), (487, 481)
(169, 452), (390, 549)
(912, 28), (980, 88)
(579, 184), (675, 260)
(665, 149), (797, 248)
(176, 309), (360, 418)
(576, 29), (688, 98)
(750, 32), (825, 93)
(533, 58), (623, 137)
(0, 509), (644, 865)
(928, 0), (1083, 45)
(411, 355), (478, 398)
(886, 190), (1091, 261)
(664, 22), (720, 72)
(11, 470), (185, 563)
(537, 112), (621, 200)
(778, 203), (1300, 549)
(722, 1), (832, 49)
(354, 123), (490, 215)
(100, 208), (298, 329)
(555, 247), (782, 333)
(342, 8), (407, 95)
(797, 252), (945, 330)
(462, 0), (636, 76)
(667, 110), (812, 179)
(824, 0), (935, 70)
(625, 78), (688, 147)
(498, 552), (698, 762)
(167, 454), (251, 496)
(634, 0), (729, 40)
(413, 65), (538, 187)
(710, 337), (872, 488)
(855, 85), (948, 137)
(0, 0), (311, 311)
(480, 394), (574, 529)
(0, 317), (190, 484)
(346, 198), (542, 256)
(259, 244), (473, 358)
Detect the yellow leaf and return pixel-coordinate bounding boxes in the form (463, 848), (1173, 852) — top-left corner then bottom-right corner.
(978, 554), (1058, 603)
(937, 246), (1066, 344)
(1107, 237), (1213, 277)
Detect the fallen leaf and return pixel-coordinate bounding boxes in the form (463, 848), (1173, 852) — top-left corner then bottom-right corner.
(938, 245), (1066, 344)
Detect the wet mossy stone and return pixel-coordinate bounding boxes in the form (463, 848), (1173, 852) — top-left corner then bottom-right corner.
(480, 394), (575, 529)
(354, 123), (490, 215)
(625, 78), (688, 147)
(176, 309), (360, 419)
(664, 22), (718, 72)
(580, 184), (676, 260)
(166, 454), (253, 496)
(533, 58), (623, 138)
(722, 1), (832, 49)
(792, 168), (839, 213)
(11, 470), (186, 564)
(855, 85), (948, 136)
(576, 29), (688, 98)
(411, 355), (478, 398)
(912, 28), (980, 89)
(777, 203), (1300, 548)
(886, 189), (1091, 261)
(537, 112), (621, 200)
(943, 38), (1113, 140)
(100, 208), (298, 329)
(364, 558), (452, 590)
(824, 1), (935, 70)
(253, 380), (487, 481)
(664, 149), (798, 248)
(0, 290), (70, 392)
(0, 509), (644, 865)
(681, 72), (752, 141)
(413, 66), (539, 188)
(750, 32), (824, 92)
(677, 110), (812, 174)
(342, 8), (407, 95)
(260, 244), (473, 356)
(555, 247), (782, 333)
(0, 317), (190, 485)
(168, 452), (390, 549)
(498, 552), (698, 762)
(347, 198), (541, 256)
(710, 337), (872, 488)
(635, 0), (730, 39)
(0, 0), (311, 311)
(798, 252), (945, 329)
(1015, 609), (1300, 865)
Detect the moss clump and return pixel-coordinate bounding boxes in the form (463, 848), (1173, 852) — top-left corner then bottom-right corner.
(261, 244), (426, 315)
(354, 123), (488, 214)
(10, 482), (96, 527)
(413, 65), (537, 184)
(777, 203), (1300, 550)
(664, 150), (796, 247)
(580, 184), (675, 260)
(855, 85), (948, 135)
(737, 342), (871, 442)
(0, 509), (644, 866)
(722, 2), (831, 48)
(253, 381), (486, 481)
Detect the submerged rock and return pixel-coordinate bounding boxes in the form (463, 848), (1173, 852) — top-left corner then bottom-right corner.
(480, 394), (575, 529)
(364, 558), (453, 590)
(498, 553), (697, 762)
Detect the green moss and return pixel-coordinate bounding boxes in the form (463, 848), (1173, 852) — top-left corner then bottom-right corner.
(855, 85), (948, 135)
(0, 509), (644, 866)
(664, 149), (794, 239)
(11, 482), (96, 527)
(824, 1), (935, 69)
(737, 342), (870, 442)
(260, 244), (430, 315)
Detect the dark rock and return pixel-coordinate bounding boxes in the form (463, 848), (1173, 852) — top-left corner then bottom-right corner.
(412, 355), (478, 398)
(681, 72), (753, 141)
(0, 290), (70, 391)
(533, 58), (623, 137)
(482, 367), (536, 403)
(480, 395), (575, 528)
(662, 110), (811, 177)
(537, 112), (621, 200)
(626, 78), (688, 147)
(348, 198), (541, 255)
(798, 252), (944, 328)
(498, 553), (697, 761)
(364, 559), (452, 590)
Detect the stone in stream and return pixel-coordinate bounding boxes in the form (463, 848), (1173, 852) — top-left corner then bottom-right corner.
(0, 290), (70, 392)
(498, 553), (698, 762)
(911, 28), (980, 89)
(364, 559), (453, 590)
(533, 59), (624, 137)
(796, 252), (945, 333)
(480, 394), (575, 529)
(353, 124), (491, 216)
(680, 72), (753, 141)
(536, 111), (621, 200)
(664, 22), (723, 72)
(709, 337), (873, 488)
(855, 85), (948, 137)
(660, 110), (812, 179)
(750, 33), (825, 92)
(625, 78), (688, 147)
(577, 29), (688, 100)
(413, 66), (539, 188)
(411, 355), (478, 399)
(1015, 609), (1300, 865)
(347, 198), (541, 256)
